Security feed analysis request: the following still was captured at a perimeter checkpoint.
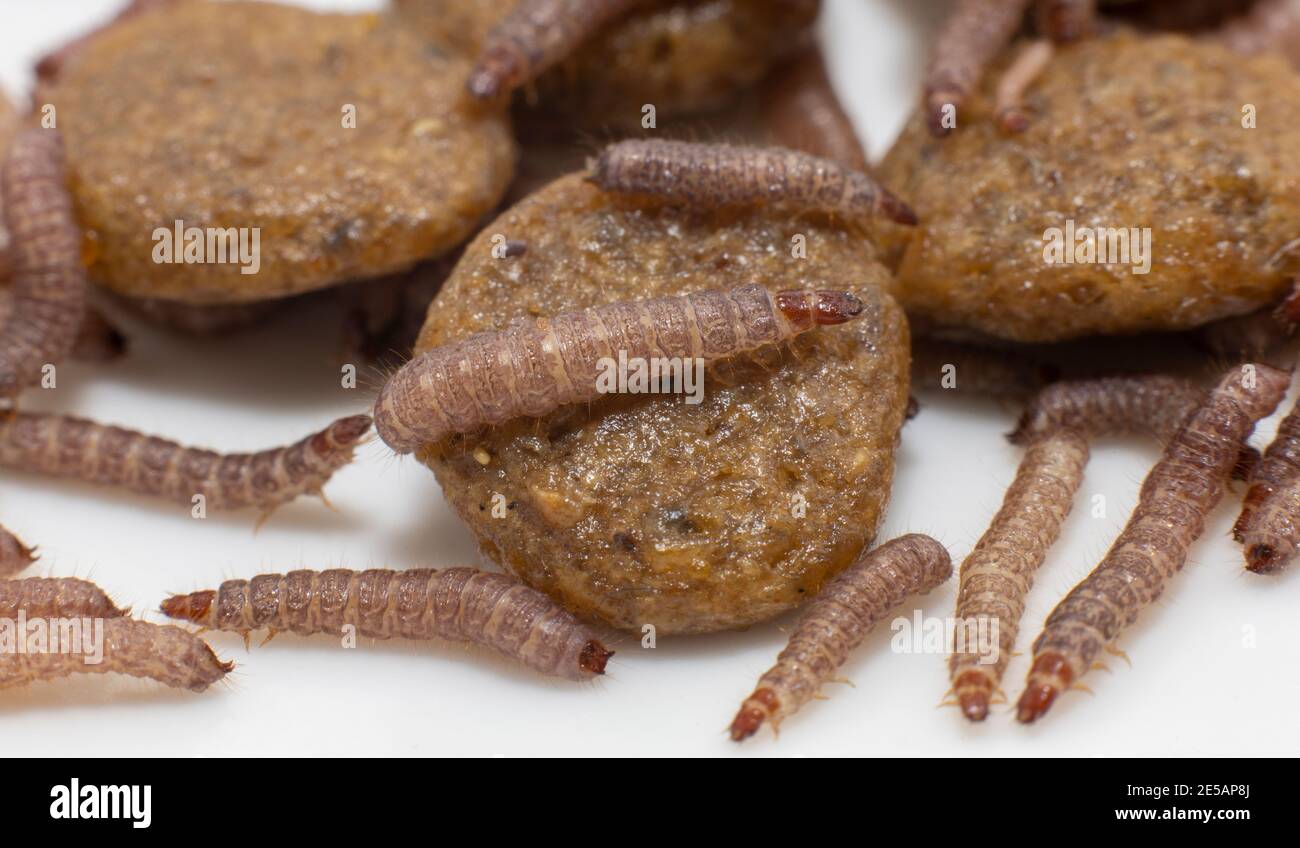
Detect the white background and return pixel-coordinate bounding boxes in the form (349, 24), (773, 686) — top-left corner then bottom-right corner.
(1, 0), (1296, 757)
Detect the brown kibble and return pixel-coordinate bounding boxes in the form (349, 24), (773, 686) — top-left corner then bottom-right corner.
(162, 567), (611, 681)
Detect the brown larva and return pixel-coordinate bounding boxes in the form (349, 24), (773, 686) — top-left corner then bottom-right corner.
(1033, 0), (1096, 42)
(910, 338), (1056, 399)
(759, 46), (870, 174)
(0, 618), (231, 693)
(161, 567), (613, 681)
(1016, 363), (1290, 723)
(729, 534), (953, 741)
(373, 284), (865, 455)
(924, 0), (1033, 136)
(0, 523), (36, 579)
(70, 308), (129, 363)
(0, 576), (127, 620)
(949, 428), (1088, 721)
(0, 412), (371, 516)
(994, 39), (1055, 133)
(586, 139), (918, 226)
(1234, 394), (1300, 572)
(1010, 375), (1216, 446)
(465, 0), (651, 99)
(0, 129), (87, 403)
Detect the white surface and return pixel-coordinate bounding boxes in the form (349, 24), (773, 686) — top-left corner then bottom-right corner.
(1, 0), (1297, 757)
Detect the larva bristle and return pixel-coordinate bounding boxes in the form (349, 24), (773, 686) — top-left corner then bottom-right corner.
(586, 139), (918, 226)
(373, 284), (863, 455)
(730, 534), (953, 741)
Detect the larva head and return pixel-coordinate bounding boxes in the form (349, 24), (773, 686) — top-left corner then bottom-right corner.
(774, 289), (864, 332)
(1015, 652), (1073, 724)
(160, 590), (216, 625)
(578, 640), (613, 676)
(952, 669), (994, 723)
(1245, 542), (1294, 575)
(730, 687), (780, 742)
(327, 414), (373, 447)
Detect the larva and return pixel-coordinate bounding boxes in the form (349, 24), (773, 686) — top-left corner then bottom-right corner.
(729, 534), (953, 741)
(586, 140), (918, 226)
(1016, 364), (1290, 723)
(1234, 394), (1300, 572)
(70, 308), (128, 363)
(0, 412), (371, 514)
(949, 428), (1088, 721)
(1010, 375), (1214, 446)
(373, 284), (865, 455)
(466, 0), (652, 99)
(759, 47), (870, 174)
(0, 523), (36, 578)
(994, 39), (1054, 133)
(161, 567), (613, 681)
(1197, 306), (1294, 364)
(1033, 0), (1096, 42)
(924, 0), (1033, 136)
(0, 129), (87, 403)
(910, 339), (1055, 399)
(0, 576), (127, 620)
(0, 618), (231, 693)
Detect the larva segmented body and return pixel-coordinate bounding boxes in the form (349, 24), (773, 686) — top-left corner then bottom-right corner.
(1010, 375), (1214, 446)
(161, 567), (613, 681)
(994, 39), (1054, 133)
(1235, 395), (1300, 572)
(0, 412), (371, 513)
(0, 129), (87, 402)
(0, 576), (127, 620)
(924, 0), (1033, 136)
(1016, 364), (1290, 723)
(949, 429), (1088, 721)
(373, 284), (864, 454)
(466, 0), (651, 99)
(730, 534), (953, 741)
(760, 47), (870, 174)
(0, 523), (36, 578)
(0, 618), (231, 693)
(586, 140), (918, 225)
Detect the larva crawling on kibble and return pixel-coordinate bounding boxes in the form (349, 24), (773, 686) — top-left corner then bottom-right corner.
(1016, 364), (1290, 723)
(0, 128), (87, 403)
(0, 576), (127, 620)
(373, 284), (864, 455)
(0, 412), (371, 517)
(0, 618), (231, 693)
(161, 567), (613, 682)
(1235, 393), (1300, 573)
(730, 534), (953, 741)
(586, 140), (918, 226)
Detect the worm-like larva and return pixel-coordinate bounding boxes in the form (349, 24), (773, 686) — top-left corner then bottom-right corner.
(1235, 394), (1300, 572)
(0, 618), (231, 692)
(1033, 0), (1096, 42)
(994, 39), (1055, 133)
(729, 534), (953, 741)
(0, 523), (36, 578)
(1016, 364), (1290, 723)
(586, 140), (918, 225)
(924, 0), (1033, 136)
(160, 567), (613, 681)
(0, 412), (371, 514)
(1198, 306), (1295, 364)
(1010, 375), (1211, 446)
(0, 576), (127, 620)
(949, 428), (1088, 721)
(70, 307), (128, 363)
(374, 284), (865, 454)
(760, 47), (870, 174)
(466, 0), (652, 99)
(0, 129), (87, 403)
(911, 339), (1056, 399)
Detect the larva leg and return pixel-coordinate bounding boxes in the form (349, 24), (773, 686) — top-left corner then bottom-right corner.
(730, 534), (952, 741)
(994, 39), (1054, 133)
(0, 618), (231, 693)
(161, 567), (613, 681)
(0, 412), (371, 514)
(910, 339), (1055, 399)
(0, 522), (36, 578)
(1016, 364), (1290, 723)
(586, 140), (917, 225)
(374, 284), (864, 454)
(70, 307), (129, 363)
(759, 47), (870, 174)
(0, 129), (87, 403)
(1235, 394), (1300, 571)
(1034, 0), (1097, 42)
(924, 0), (1033, 136)
(466, 0), (653, 99)
(950, 429), (1088, 721)
(0, 576), (127, 619)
